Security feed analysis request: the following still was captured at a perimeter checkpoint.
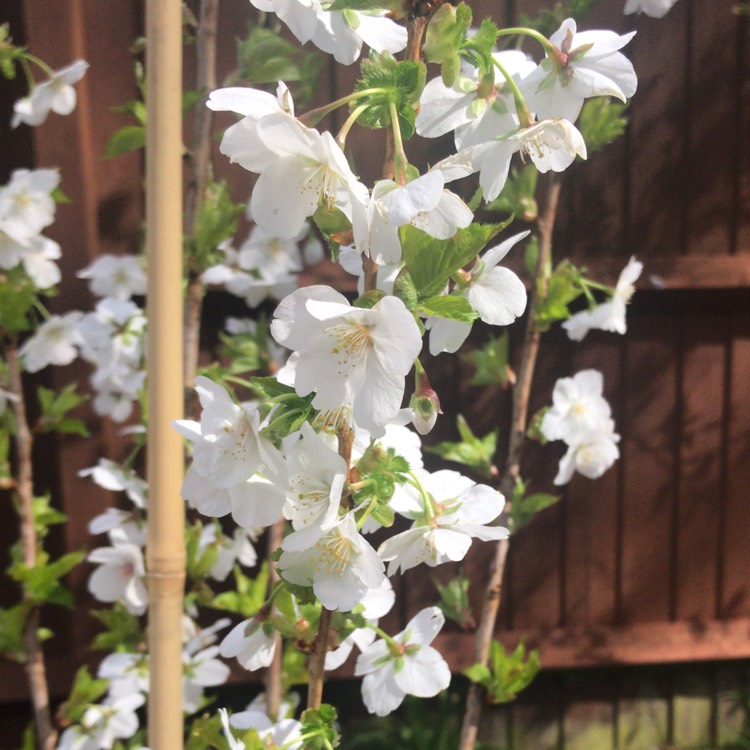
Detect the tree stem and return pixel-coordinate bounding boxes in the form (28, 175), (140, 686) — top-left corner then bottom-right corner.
(183, 0), (219, 399)
(264, 518), (285, 720)
(458, 174), (561, 750)
(7, 342), (56, 750)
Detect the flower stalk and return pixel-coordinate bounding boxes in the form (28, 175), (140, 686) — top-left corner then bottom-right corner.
(458, 174), (562, 750)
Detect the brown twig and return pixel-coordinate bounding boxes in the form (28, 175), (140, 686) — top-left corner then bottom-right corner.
(458, 174), (561, 750)
(183, 0), (219, 398)
(7, 342), (57, 750)
(264, 518), (285, 720)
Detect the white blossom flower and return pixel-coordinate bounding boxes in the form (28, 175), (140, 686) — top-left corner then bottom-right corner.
(427, 231), (529, 355)
(284, 421), (346, 531)
(378, 469), (507, 575)
(182, 645), (231, 713)
(562, 256), (643, 340)
(554, 418), (620, 485)
(174, 376), (280, 489)
(540, 369), (612, 446)
(471, 118), (587, 201)
(77, 255), (147, 300)
(310, 8), (407, 65)
(20, 312), (83, 372)
(220, 615), (277, 672)
(0, 168), (59, 238)
(624, 0), (678, 18)
(278, 512), (385, 611)
(87, 542), (148, 615)
(56, 694), (143, 750)
(221, 706), (303, 750)
(12, 59), (89, 128)
(520, 18), (637, 123)
(271, 285), (422, 433)
(78, 458), (147, 508)
(355, 607), (451, 716)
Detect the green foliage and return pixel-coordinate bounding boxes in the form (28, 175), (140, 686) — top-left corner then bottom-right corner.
(0, 24), (26, 80)
(249, 377), (317, 438)
(463, 639), (540, 704)
(91, 604), (144, 652)
(235, 26), (322, 103)
(534, 260), (585, 330)
(300, 704), (340, 750)
(36, 383), (89, 437)
(426, 414), (497, 480)
(354, 52), (426, 139)
(418, 295), (478, 324)
(422, 3), (473, 86)
(186, 713), (236, 750)
(400, 220), (509, 301)
(577, 98), (628, 154)
(56, 666), (110, 724)
(461, 332), (513, 387)
(103, 125), (146, 159)
(484, 164), (538, 221)
(189, 180), (243, 271)
(9, 549), (85, 608)
(186, 520), (222, 582)
(211, 563), (269, 618)
(352, 445), (411, 528)
(0, 268), (37, 336)
(433, 571), (474, 629)
(510, 478), (560, 532)
(0, 604), (28, 660)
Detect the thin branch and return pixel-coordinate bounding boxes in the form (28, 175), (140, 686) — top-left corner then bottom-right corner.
(7, 342), (57, 750)
(264, 518), (285, 720)
(183, 0), (219, 397)
(458, 174), (561, 750)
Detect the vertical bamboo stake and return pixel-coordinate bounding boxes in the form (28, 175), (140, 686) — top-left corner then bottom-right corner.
(145, 2), (185, 749)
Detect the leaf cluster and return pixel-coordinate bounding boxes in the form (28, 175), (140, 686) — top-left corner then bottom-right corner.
(210, 562), (269, 618)
(300, 704), (340, 750)
(0, 24), (26, 80)
(188, 180), (244, 272)
(577, 98), (629, 155)
(354, 51), (426, 139)
(91, 604), (145, 652)
(463, 639), (540, 704)
(510, 478), (560, 532)
(433, 571), (475, 629)
(249, 377), (317, 439)
(36, 383), (89, 437)
(461, 332), (514, 387)
(427, 414), (497, 481)
(55, 666), (109, 725)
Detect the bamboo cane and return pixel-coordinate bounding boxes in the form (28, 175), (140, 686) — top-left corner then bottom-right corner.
(145, 1), (185, 749)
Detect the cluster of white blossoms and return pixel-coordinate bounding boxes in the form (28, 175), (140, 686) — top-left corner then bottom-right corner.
(12, 59), (89, 128)
(0, 169), (64, 293)
(249, 0), (407, 65)
(541, 369), (620, 485)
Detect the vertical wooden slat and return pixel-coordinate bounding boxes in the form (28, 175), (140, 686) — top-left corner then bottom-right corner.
(563, 333), (623, 628)
(721, 314), (750, 618)
(736, 12), (750, 255)
(618, 312), (679, 624)
(675, 314), (725, 620)
(626, 2), (689, 258)
(562, 672), (616, 750)
(685, 0), (736, 256)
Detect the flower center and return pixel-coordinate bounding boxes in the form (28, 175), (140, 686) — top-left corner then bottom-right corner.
(326, 320), (373, 377)
(318, 530), (355, 576)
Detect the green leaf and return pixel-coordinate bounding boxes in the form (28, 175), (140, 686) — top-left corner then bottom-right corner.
(211, 563), (270, 618)
(463, 662), (492, 686)
(355, 51), (426, 137)
(353, 289), (386, 309)
(299, 704), (340, 750)
(577, 97), (629, 154)
(423, 3), (473, 66)
(535, 260), (585, 330)
(400, 220), (509, 300)
(36, 383), (89, 436)
(0, 270), (36, 335)
(56, 666), (110, 724)
(511, 491), (561, 532)
(0, 604), (28, 661)
(103, 125), (146, 159)
(91, 604), (144, 652)
(427, 414), (497, 479)
(248, 376), (296, 400)
(461, 332), (513, 387)
(189, 180), (243, 270)
(418, 294), (477, 323)
(434, 571), (474, 628)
